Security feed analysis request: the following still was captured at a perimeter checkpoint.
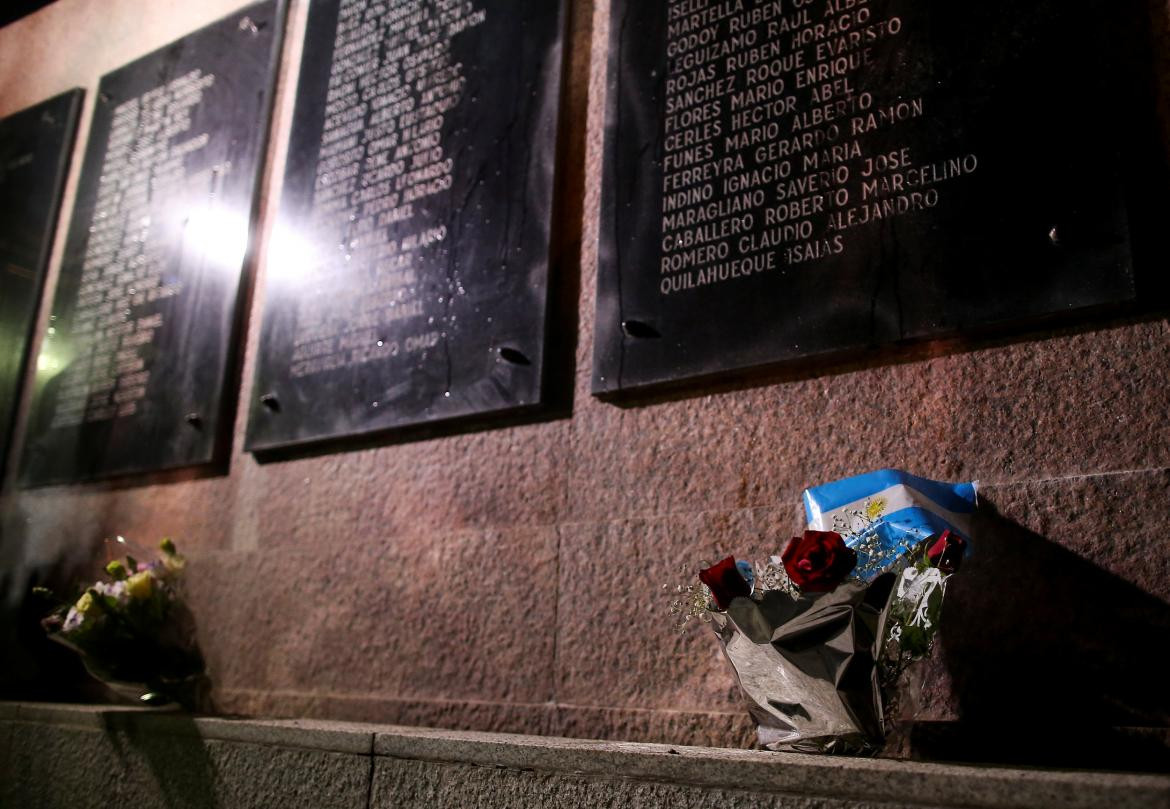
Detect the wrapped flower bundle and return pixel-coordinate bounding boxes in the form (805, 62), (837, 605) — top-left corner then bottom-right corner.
(36, 537), (207, 710)
(679, 470), (977, 755)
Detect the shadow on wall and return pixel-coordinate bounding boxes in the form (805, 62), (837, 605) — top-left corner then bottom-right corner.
(100, 711), (217, 809)
(921, 499), (1170, 771)
(0, 504), (105, 703)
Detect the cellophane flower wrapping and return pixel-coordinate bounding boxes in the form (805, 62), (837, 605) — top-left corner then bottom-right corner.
(700, 470), (977, 755)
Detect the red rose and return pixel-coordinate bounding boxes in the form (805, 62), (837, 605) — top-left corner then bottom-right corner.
(927, 530), (967, 574)
(781, 531), (857, 592)
(698, 556), (752, 610)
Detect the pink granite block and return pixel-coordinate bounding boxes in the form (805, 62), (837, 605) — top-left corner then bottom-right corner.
(554, 508), (804, 716)
(185, 524), (557, 707)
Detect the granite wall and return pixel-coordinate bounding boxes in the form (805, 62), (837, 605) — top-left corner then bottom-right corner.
(1, 0), (1168, 770)
(5, 703), (1169, 809)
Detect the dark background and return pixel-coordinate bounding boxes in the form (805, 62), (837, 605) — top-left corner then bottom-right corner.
(1, 0), (57, 28)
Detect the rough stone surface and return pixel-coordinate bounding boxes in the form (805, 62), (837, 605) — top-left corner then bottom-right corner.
(14, 701), (138, 727)
(0, 0), (1169, 771)
(908, 469), (1170, 723)
(183, 524), (558, 705)
(370, 754), (1170, 809)
(555, 508), (803, 717)
(0, 720), (14, 808)
(3, 704), (1170, 809)
(566, 321), (1170, 523)
(372, 758), (918, 809)
(551, 703), (756, 750)
(1, 713), (370, 809)
(211, 690), (758, 748)
(192, 716), (374, 754)
(4, 723), (123, 809)
(213, 689), (563, 737)
(369, 725), (1170, 809)
(980, 471), (1170, 600)
(899, 471), (1170, 768)
(117, 738), (369, 809)
(88, 710), (376, 754)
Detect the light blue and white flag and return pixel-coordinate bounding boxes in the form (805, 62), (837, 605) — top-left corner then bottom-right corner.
(803, 469), (978, 578)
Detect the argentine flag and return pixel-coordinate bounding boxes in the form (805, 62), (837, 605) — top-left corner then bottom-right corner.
(804, 469), (978, 576)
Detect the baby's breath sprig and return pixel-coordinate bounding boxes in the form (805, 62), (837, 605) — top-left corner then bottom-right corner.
(831, 496), (887, 537)
(829, 497), (919, 579)
(664, 563), (714, 631)
(852, 527), (928, 580)
(754, 557), (798, 599)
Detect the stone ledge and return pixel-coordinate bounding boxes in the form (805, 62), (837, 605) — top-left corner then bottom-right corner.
(3, 702), (1169, 809)
(3, 701), (375, 754)
(372, 726), (1170, 809)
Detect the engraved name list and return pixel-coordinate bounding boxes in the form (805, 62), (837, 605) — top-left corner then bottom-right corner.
(658, 0), (976, 297)
(595, 0), (1140, 393)
(284, 0), (486, 381)
(249, 0), (565, 450)
(21, 2), (283, 484)
(50, 70), (218, 427)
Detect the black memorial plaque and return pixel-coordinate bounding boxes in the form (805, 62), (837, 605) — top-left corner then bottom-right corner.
(247, 0), (566, 451)
(594, 0), (1151, 393)
(0, 90), (83, 477)
(20, 2), (285, 485)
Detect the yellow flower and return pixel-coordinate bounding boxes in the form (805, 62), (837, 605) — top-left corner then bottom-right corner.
(74, 591), (98, 615)
(126, 571), (154, 599)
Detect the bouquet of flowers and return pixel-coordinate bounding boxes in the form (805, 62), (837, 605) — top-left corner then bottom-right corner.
(36, 537), (208, 711)
(674, 470), (976, 755)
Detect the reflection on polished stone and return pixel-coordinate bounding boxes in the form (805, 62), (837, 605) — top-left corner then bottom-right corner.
(247, 0), (566, 452)
(0, 89), (82, 477)
(20, 1), (284, 485)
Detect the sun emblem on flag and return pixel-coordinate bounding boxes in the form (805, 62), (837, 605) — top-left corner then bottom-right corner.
(866, 498), (887, 521)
